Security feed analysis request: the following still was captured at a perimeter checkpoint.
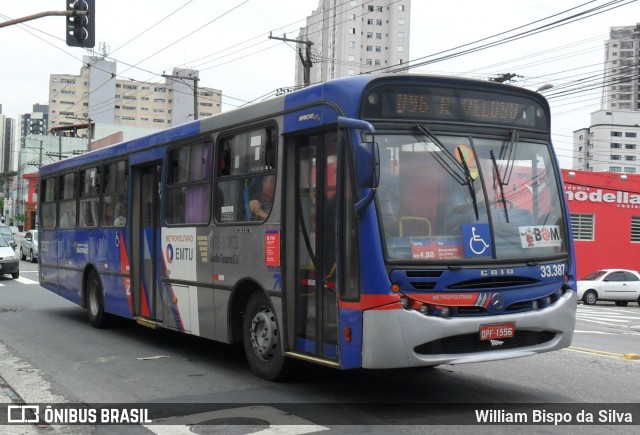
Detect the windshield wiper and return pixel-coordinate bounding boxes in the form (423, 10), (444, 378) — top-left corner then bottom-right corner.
(415, 125), (466, 185)
(415, 125), (480, 220)
(457, 146), (479, 220)
(490, 149), (509, 223)
(498, 129), (519, 185)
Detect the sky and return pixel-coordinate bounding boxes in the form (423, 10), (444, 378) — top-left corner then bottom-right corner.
(0, 0), (638, 168)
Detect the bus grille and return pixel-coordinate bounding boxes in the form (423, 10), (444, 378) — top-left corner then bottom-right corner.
(448, 277), (539, 289)
(413, 330), (556, 355)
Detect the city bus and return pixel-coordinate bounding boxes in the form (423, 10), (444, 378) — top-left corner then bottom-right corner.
(37, 74), (577, 380)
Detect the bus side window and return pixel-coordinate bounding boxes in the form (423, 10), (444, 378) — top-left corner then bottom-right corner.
(216, 126), (277, 224)
(58, 172), (77, 229)
(102, 160), (128, 227)
(41, 177), (57, 229)
(166, 142), (212, 225)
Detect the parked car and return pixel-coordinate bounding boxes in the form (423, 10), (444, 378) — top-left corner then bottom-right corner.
(577, 269), (640, 306)
(20, 229), (38, 263)
(0, 235), (19, 279)
(0, 224), (16, 250)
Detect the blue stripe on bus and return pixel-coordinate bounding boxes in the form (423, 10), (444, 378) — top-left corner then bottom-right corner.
(282, 76), (372, 134)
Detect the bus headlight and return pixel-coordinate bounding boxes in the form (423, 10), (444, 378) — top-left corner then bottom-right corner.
(400, 295), (409, 309)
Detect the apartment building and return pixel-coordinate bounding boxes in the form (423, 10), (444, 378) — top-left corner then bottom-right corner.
(573, 24), (640, 172)
(295, 0), (411, 86)
(602, 23), (640, 111)
(573, 110), (640, 172)
(20, 104), (49, 137)
(48, 56), (222, 130)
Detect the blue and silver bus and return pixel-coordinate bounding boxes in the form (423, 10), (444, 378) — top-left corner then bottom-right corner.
(38, 74), (576, 380)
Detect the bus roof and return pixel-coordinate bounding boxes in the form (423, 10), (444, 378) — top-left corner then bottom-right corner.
(39, 74), (547, 175)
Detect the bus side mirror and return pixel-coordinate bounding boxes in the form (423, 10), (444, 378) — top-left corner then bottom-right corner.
(356, 141), (380, 189)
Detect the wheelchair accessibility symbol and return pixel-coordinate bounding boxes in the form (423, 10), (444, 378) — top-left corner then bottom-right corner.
(462, 224), (492, 257)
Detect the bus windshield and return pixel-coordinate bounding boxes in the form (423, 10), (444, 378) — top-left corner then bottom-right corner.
(377, 131), (567, 261)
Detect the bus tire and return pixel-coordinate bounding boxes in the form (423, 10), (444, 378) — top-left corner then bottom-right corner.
(86, 270), (109, 328)
(242, 292), (286, 380)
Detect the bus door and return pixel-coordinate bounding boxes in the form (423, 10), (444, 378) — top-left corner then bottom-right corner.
(289, 132), (339, 361)
(131, 163), (163, 325)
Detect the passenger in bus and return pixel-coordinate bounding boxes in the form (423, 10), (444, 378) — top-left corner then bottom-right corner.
(248, 175), (275, 220)
(114, 203), (126, 226)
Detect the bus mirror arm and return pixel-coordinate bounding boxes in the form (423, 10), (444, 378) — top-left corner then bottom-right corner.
(355, 189), (376, 217)
(338, 116), (379, 217)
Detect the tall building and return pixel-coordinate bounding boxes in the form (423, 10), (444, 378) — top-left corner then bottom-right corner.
(295, 0), (411, 86)
(0, 111), (15, 174)
(48, 56), (222, 130)
(602, 23), (640, 111)
(573, 23), (640, 171)
(20, 104), (49, 137)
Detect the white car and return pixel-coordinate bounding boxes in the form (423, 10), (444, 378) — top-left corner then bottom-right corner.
(20, 229), (38, 263)
(0, 235), (19, 279)
(577, 269), (640, 306)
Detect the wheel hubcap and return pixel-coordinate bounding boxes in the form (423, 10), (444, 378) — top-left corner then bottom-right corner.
(249, 307), (277, 362)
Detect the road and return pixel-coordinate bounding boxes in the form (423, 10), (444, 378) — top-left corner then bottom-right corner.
(0, 260), (639, 434)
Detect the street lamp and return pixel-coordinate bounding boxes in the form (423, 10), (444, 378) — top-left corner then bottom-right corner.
(536, 83), (554, 93)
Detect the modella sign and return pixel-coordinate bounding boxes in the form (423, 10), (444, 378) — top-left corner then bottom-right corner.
(565, 188), (640, 205)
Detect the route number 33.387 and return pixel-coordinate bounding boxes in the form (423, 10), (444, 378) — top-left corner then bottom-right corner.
(540, 264), (565, 278)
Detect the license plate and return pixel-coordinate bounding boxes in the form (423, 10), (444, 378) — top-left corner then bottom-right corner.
(479, 322), (515, 341)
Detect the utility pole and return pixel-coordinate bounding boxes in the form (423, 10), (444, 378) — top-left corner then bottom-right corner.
(162, 73), (200, 120)
(269, 32), (313, 87)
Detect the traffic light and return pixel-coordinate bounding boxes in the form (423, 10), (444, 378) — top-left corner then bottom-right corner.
(66, 0), (95, 48)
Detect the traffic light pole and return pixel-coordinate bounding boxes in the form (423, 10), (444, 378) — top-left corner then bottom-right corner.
(0, 10), (86, 29)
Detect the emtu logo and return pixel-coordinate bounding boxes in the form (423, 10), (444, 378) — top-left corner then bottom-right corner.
(166, 244), (174, 264)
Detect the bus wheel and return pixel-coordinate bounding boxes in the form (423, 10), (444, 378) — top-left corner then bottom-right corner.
(243, 292), (286, 380)
(582, 290), (597, 305)
(86, 270), (108, 328)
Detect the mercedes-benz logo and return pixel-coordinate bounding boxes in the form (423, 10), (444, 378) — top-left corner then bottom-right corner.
(491, 293), (504, 310)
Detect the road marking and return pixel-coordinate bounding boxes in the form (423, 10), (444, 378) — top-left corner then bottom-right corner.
(576, 315), (628, 322)
(574, 329), (640, 336)
(576, 306), (640, 327)
(144, 406), (328, 434)
(567, 346), (640, 361)
(14, 277), (38, 285)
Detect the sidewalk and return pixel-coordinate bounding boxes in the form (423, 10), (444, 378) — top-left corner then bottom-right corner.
(0, 342), (64, 433)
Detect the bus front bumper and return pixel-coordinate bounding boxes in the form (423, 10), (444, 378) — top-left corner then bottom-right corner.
(361, 289), (576, 369)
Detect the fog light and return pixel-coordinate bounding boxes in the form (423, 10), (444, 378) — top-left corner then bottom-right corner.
(400, 296), (409, 309)
(532, 300), (539, 310)
(419, 304), (429, 315)
(545, 296), (552, 305)
(440, 307), (451, 317)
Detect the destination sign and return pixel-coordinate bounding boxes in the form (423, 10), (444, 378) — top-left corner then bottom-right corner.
(362, 84), (547, 129)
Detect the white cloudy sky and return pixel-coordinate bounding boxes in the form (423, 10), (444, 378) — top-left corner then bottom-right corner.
(0, 0), (637, 168)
